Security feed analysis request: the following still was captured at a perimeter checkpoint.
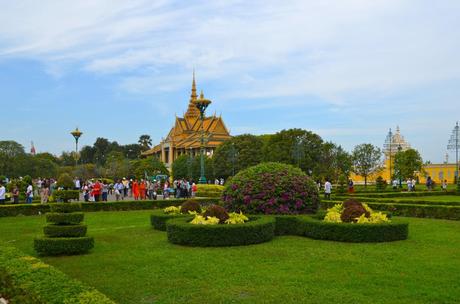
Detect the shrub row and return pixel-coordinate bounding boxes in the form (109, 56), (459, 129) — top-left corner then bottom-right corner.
(323, 201), (460, 221)
(196, 184), (225, 198)
(50, 202), (83, 213)
(166, 216), (276, 247)
(43, 224), (87, 238)
(150, 209), (192, 231)
(46, 212), (84, 225)
(0, 198), (220, 217)
(34, 237), (94, 256)
(338, 191), (457, 198)
(0, 245), (114, 303)
(334, 196), (460, 206)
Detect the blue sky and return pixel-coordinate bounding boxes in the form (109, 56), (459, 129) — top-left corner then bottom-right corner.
(0, 0), (459, 163)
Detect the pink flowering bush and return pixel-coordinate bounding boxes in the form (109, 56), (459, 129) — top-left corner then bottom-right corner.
(222, 162), (319, 215)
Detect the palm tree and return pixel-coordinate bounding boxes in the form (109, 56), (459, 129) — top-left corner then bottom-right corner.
(138, 135), (152, 151)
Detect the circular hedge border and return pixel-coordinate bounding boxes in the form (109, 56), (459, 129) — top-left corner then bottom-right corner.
(300, 217), (409, 243)
(166, 216), (276, 247)
(150, 209), (192, 231)
(34, 236), (94, 256)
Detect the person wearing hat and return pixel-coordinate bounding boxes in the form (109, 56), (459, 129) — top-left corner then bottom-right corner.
(122, 178), (129, 198)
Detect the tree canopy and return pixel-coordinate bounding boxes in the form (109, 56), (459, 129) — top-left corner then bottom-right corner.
(352, 143), (382, 186)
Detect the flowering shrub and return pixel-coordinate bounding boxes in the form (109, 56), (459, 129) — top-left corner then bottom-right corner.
(163, 206), (181, 214)
(190, 209), (249, 225)
(324, 201), (390, 224)
(180, 200), (202, 214)
(225, 211), (249, 224)
(203, 205), (229, 223)
(222, 162), (319, 214)
(190, 215), (220, 225)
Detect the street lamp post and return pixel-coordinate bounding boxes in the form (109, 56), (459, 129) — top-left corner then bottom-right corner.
(70, 127), (83, 166)
(195, 91), (211, 184)
(383, 128), (394, 181)
(447, 121), (460, 188)
(188, 147), (193, 180)
(397, 144), (402, 188)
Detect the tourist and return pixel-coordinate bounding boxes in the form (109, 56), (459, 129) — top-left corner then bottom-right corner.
(0, 182), (5, 205)
(74, 177), (81, 191)
(40, 186), (49, 203)
(163, 180), (170, 199)
(191, 182), (197, 197)
(83, 183), (90, 202)
(12, 185), (19, 204)
(101, 181), (108, 202)
(122, 178), (129, 197)
(132, 179), (139, 200)
(411, 178), (416, 191)
(92, 180), (102, 202)
(442, 179), (448, 191)
(26, 183), (33, 204)
(324, 179), (332, 200)
(426, 176), (433, 190)
(407, 179), (412, 191)
(348, 179), (354, 193)
(148, 180), (156, 200)
(139, 179), (146, 200)
(114, 180), (124, 201)
(392, 179), (398, 190)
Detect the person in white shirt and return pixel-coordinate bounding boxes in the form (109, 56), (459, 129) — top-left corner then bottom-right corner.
(324, 180), (332, 200)
(26, 184), (33, 204)
(0, 182), (6, 204)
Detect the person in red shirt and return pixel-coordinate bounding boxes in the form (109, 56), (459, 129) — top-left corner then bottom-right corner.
(132, 180), (139, 200)
(139, 179), (146, 200)
(92, 180), (102, 202)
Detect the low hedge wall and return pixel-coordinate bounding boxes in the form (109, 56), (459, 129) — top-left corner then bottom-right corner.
(0, 198), (220, 217)
(196, 184), (225, 198)
(34, 236), (94, 256)
(337, 191), (457, 199)
(43, 224), (87, 238)
(50, 202), (83, 213)
(300, 217), (408, 242)
(0, 245), (114, 303)
(333, 196), (460, 206)
(150, 209), (192, 231)
(46, 212), (85, 225)
(166, 216), (276, 247)
(323, 201), (460, 221)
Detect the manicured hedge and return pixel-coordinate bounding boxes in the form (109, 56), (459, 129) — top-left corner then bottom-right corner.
(50, 202), (83, 213)
(323, 201), (460, 221)
(53, 190), (80, 202)
(333, 196), (460, 206)
(166, 216), (276, 247)
(196, 184), (225, 198)
(43, 224), (87, 238)
(274, 215), (306, 236)
(0, 198), (220, 217)
(34, 236), (94, 256)
(339, 191), (457, 199)
(300, 217), (408, 242)
(46, 212), (84, 225)
(150, 209), (192, 231)
(0, 245), (113, 303)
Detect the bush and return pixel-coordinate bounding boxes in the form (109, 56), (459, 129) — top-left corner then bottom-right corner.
(57, 173), (74, 190)
(341, 199), (370, 223)
(301, 217), (408, 242)
(274, 216), (305, 236)
(43, 224), (87, 238)
(180, 200), (202, 214)
(203, 204), (229, 223)
(150, 209), (192, 231)
(33, 237), (94, 256)
(166, 216), (276, 247)
(337, 175), (347, 194)
(223, 162), (320, 215)
(46, 212), (84, 225)
(53, 190), (79, 202)
(0, 245), (114, 304)
(50, 202), (82, 213)
(196, 184), (225, 197)
(375, 176), (387, 191)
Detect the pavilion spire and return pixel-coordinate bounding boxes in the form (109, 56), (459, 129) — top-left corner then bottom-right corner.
(185, 70), (200, 118)
(190, 69), (197, 102)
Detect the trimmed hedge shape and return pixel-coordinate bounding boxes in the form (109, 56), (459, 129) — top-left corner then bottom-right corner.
(274, 216), (306, 236)
(49, 202), (82, 213)
(0, 245), (114, 303)
(150, 209), (192, 231)
(53, 190), (80, 202)
(46, 212), (84, 225)
(43, 224), (87, 238)
(300, 217), (408, 242)
(196, 184), (225, 198)
(166, 216), (276, 247)
(34, 236), (94, 256)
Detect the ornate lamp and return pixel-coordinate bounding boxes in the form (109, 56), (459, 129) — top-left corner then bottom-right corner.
(70, 127), (83, 166)
(195, 91), (211, 184)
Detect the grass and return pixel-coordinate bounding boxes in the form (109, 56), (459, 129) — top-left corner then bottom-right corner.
(1, 210), (460, 303)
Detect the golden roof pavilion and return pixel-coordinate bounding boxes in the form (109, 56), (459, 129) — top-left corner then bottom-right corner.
(142, 73), (231, 168)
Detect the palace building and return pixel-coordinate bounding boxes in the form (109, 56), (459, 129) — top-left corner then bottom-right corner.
(142, 74), (231, 168)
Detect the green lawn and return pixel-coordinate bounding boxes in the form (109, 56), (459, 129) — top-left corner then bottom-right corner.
(1, 211), (459, 304)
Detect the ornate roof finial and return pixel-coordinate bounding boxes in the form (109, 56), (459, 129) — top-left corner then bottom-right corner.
(396, 125), (400, 133)
(200, 90), (204, 99)
(190, 69), (197, 102)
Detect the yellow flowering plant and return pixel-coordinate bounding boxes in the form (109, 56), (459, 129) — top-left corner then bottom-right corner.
(190, 215), (220, 225)
(163, 206), (181, 214)
(225, 211), (249, 224)
(324, 202), (390, 224)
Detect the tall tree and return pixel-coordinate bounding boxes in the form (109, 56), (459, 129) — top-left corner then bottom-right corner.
(352, 143), (382, 187)
(130, 156), (168, 179)
(394, 148), (423, 180)
(0, 140), (25, 157)
(122, 144), (143, 160)
(138, 135), (152, 151)
(104, 151), (131, 179)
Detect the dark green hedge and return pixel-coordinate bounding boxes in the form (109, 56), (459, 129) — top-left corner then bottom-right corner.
(43, 224), (87, 238)
(34, 236), (94, 256)
(300, 217), (408, 242)
(150, 209), (192, 231)
(53, 190), (80, 202)
(46, 212), (84, 225)
(0, 245), (113, 303)
(166, 216), (276, 247)
(0, 198), (220, 217)
(323, 201), (460, 221)
(274, 216), (306, 236)
(49, 202), (82, 213)
(333, 196), (460, 206)
(337, 191), (457, 199)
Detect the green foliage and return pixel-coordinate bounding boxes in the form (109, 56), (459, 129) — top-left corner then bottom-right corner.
(172, 154), (214, 181)
(34, 237), (94, 256)
(50, 203), (82, 213)
(138, 134), (152, 151)
(340, 199), (370, 223)
(394, 148), (424, 180)
(375, 176), (388, 191)
(213, 134), (265, 178)
(180, 200), (202, 214)
(273, 216), (306, 236)
(352, 143), (382, 186)
(57, 173), (74, 190)
(223, 162), (320, 214)
(150, 209), (192, 231)
(337, 174), (347, 194)
(301, 217), (408, 242)
(130, 156), (168, 179)
(43, 224), (87, 238)
(166, 216), (276, 246)
(46, 212), (84, 225)
(103, 151), (131, 179)
(53, 190), (80, 203)
(196, 184), (224, 197)
(0, 245), (114, 303)
(203, 204), (229, 223)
